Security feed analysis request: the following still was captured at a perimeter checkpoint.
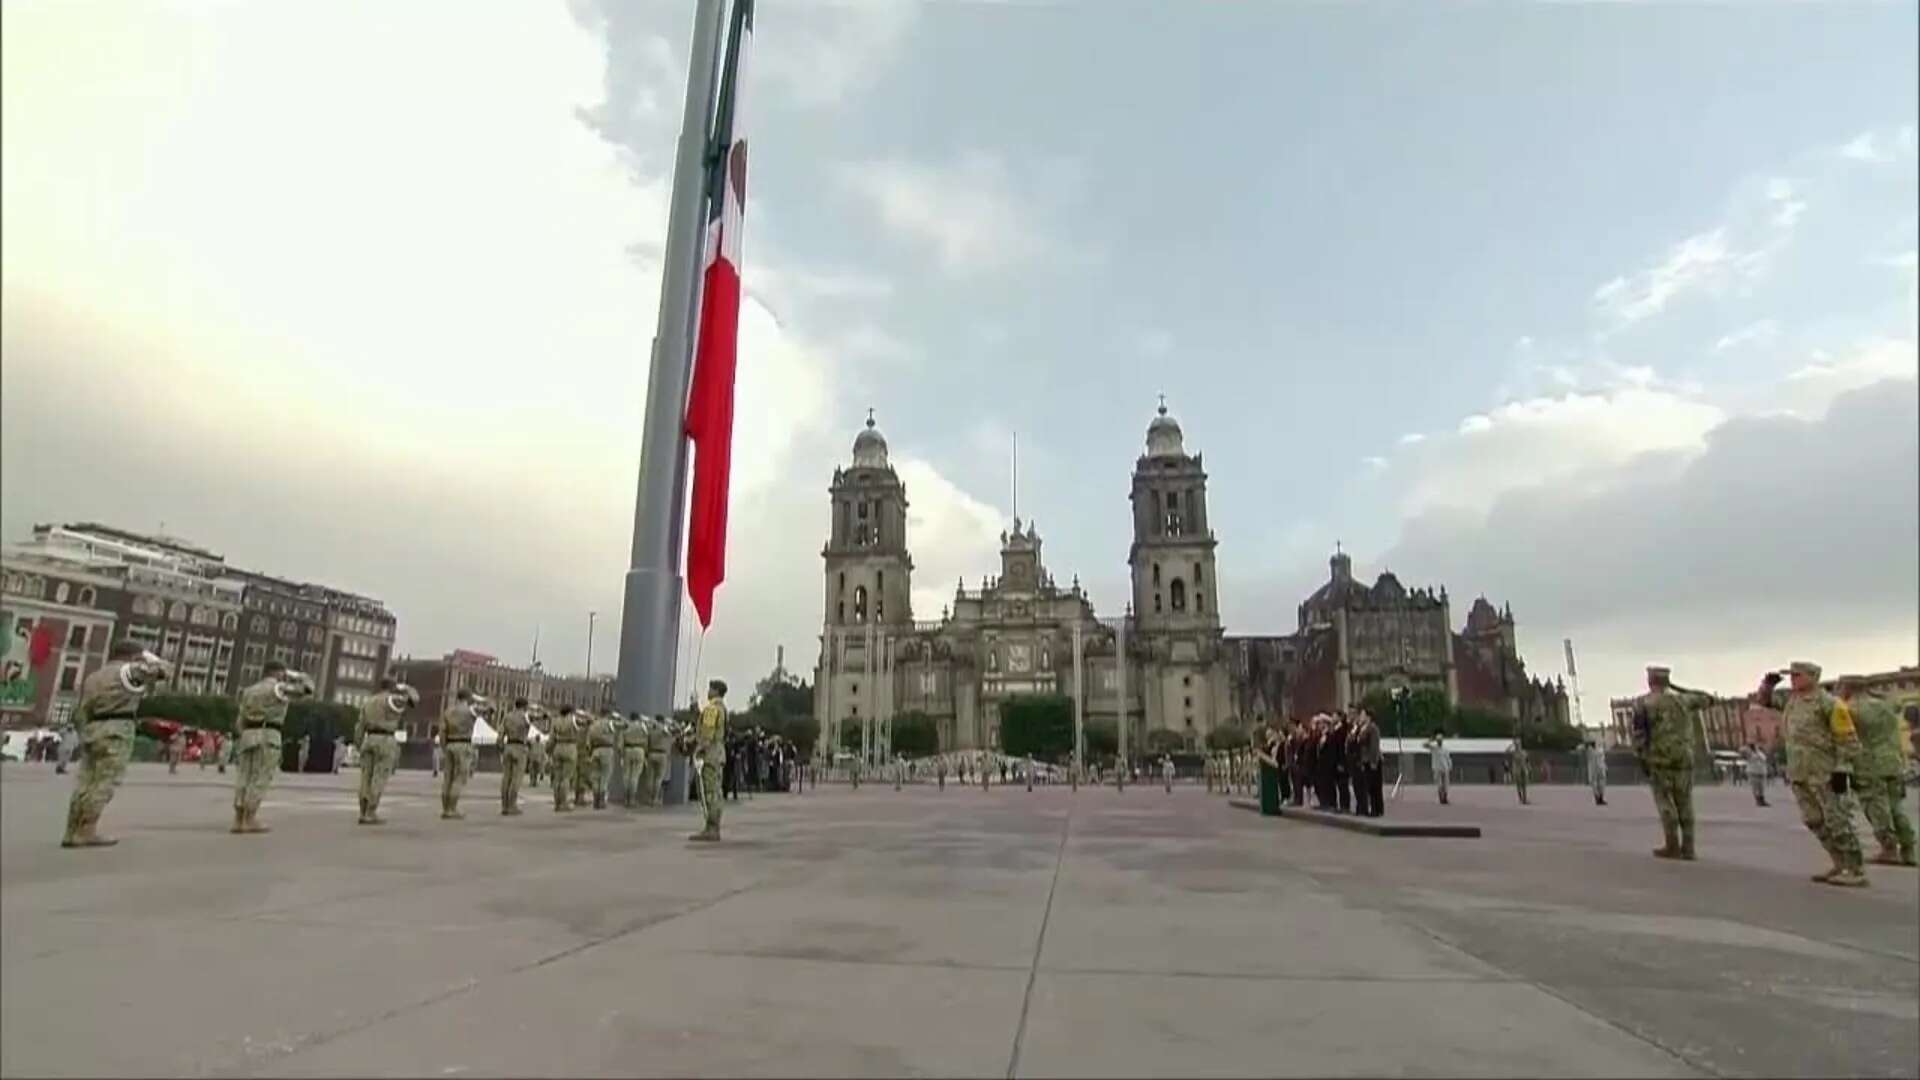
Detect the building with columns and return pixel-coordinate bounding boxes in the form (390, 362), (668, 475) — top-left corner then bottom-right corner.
(814, 404), (1230, 760)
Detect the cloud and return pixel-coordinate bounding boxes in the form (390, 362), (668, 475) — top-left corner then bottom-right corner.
(1836, 128), (1916, 164)
(1713, 318), (1780, 352)
(836, 152), (1066, 275)
(1135, 329), (1175, 357)
(894, 459), (1007, 622)
(1362, 456), (1389, 471)
(751, 1), (916, 110)
(1397, 432), (1426, 446)
(1380, 378), (1918, 701)
(1593, 229), (1748, 328)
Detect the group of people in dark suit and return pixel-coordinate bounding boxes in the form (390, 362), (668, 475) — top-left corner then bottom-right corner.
(1279, 708), (1386, 817)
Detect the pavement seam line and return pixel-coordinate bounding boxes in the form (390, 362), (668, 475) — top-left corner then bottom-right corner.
(1005, 805), (1072, 1080)
(213, 877), (770, 1077)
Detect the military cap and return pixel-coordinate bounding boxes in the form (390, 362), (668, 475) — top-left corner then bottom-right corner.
(1787, 661), (1821, 678)
(708, 678), (728, 697)
(1645, 665), (1671, 678)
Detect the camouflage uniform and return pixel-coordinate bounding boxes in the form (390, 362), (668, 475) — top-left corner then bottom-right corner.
(1767, 670), (1865, 881)
(233, 675), (302, 833)
(355, 691), (405, 824)
(438, 700), (479, 819)
(61, 660), (154, 847)
(498, 707), (532, 815)
(549, 710), (580, 811)
(1636, 682), (1711, 858)
(1509, 742), (1531, 805)
(692, 694), (727, 841)
(528, 732), (546, 787)
(1850, 693), (1915, 865)
(619, 719), (647, 807)
(641, 719), (669, 806)
(586, 713), (617, 809)
(166, 730), (185, 774)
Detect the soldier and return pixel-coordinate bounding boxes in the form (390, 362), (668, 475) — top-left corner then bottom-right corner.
(1161, 753), (1175, 793)
(690, 680), (728, 842)
(232, 663), (315, 834)
(1509, 737), (1531, 806)
(549, 705), (580, 811)
(219, 730), (234, 773)
(643, 714), (672, 806)
(586, 709), (617, 809)
(620, 713), (648, 808)
(1624, 666), (1707, 858)
(571, 709), (594, 808)
(1353, 709), (1384, 817)
(438, 689), (483, 819)
(295, 733), (311, 774)
(1584, 739), (1608, 806)
(1839, 677), (1916, 867)
(527, 709), (547, 787)
(499, 697), (533, 816)
(1744, 742), (1770, 806)
(61, 642), (170, 848)
(166, 728), (185, 774)
(1755, 663), (1868, 885)
(936, 753), (947, 791)
(354, 677), (414, 824)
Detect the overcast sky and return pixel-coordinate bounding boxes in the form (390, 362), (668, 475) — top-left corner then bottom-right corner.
(3, 0), (1914, 717)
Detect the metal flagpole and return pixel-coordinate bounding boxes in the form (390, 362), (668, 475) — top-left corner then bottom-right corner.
(615, 0), (728, 720)
(1071, 620), (1084, 789)
(1116, 616), (1128, 790)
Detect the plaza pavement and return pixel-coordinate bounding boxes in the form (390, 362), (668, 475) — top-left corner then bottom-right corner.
(1, 764), (1914, 1078)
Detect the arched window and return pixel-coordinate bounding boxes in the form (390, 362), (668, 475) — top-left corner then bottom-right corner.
(1154, 594), (1163, 613)
(987, 649), (998, 671)
(853, 586), (868, 622)
(1170, 580), (1186, 610)
(55, 583), (70, 603)
(222, 613), (238, 631)
(1041, 647), (1051, 670)
(251, 615), (268, 634)
(191, 605), (211, 626)
(1196, 592), (1204, 614)
(78, 586), (96, 606)
(1152, 563), (1161, 585)
(169, 601), (187, 621)
(1193, 563), (1203, 585)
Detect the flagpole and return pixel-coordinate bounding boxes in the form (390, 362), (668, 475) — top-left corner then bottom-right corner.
(616, 0), (728, 719)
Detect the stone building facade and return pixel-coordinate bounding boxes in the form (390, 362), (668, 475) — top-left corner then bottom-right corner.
(395, 649), (614, 744)
(1224, 552), (1569, 729)
(814, 405), (1231, 760)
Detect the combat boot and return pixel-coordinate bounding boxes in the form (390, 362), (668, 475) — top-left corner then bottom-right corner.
(1869, 842), (1902, 867)
(1652, 825), (1680, 859)
(1810, 856), (1843, 883)
(230, 807), (248, 834)
(1824, 867), (1869, 888)
(73, 815), (119, 847)
(593, 792), (606, 810)
(244, 809), (271, 833)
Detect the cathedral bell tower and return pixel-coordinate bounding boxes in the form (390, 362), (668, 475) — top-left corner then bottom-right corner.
(816, 412), (913, 760)
(1127, 398), (1226, 745)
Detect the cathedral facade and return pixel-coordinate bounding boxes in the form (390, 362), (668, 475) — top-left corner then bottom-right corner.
(813, 405), (1229, 760)
(812, 404), (1567, 762)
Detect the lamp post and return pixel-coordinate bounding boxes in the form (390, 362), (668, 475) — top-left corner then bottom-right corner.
(586, 611), (598, 680)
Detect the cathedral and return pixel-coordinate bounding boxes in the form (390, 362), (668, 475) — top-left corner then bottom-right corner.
(812, 403), (1566, 762)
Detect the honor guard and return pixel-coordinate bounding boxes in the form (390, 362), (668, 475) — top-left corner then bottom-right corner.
(1757, 663), (1868, 885)
(527, 707), (549, 787)
(585, 710), (617, 809)
(550, 705), (580, 811)
(438, 689), (485, 819)
(499, 697), (533, 815)
(61, 642), (170, 848)
(619, 713), (648, 808)
(690, 680), (728, 842)
(1836, 676), (1915, 868)
(1635, 666), (1713, 859)
(355, 677), (416, 824)
(232, 664), (315, 834)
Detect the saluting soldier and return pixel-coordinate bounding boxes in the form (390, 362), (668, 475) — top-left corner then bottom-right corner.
(499, 697), (533, 816)
(438, 689), (483, 820)
(1635, 665), (1713, 859)
(1837, 677), (1915, 868)
(549, 705), (580, 811)
(355, 677), (415, 824)
(232, 663), (315, 834)
(61, 642), (170, 848)
(1756, 663), (1868, 886)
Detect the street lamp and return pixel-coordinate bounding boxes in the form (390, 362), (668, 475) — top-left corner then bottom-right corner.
(585, 611), (598, 679)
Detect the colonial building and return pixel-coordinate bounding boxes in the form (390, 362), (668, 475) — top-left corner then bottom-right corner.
(814, 404), (1231, 760)
(395, 649), (614, 744)
(1226, 552), (1569, 730)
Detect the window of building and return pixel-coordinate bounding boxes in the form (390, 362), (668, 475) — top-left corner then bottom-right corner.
(1193, 563), (1202, 585)
(853, 586), (868, 622)
(307, 626), (323, 644)
(1152, 563), (1161, 585)
(1182, 675), (1191, 687)
(850, 682), (859, 695)
(162, 629), (183, 658)
(67, 625), (87, 649)
(1170, 579), (1186, 611)
(1196, 593), (1204, 613)
(987, 649), (998, 671)
(169, 601), (187, 621)
(838, 572), (846, 594)
(222, 613), (238, 631)
(857, 500), (869, 520)
(272, 645), (294, 665)
(1184, 697), (1192, 708)
(1040, 647), (1051, 669)
(250, 615), (267, 634)
(279, 621), (297, 640)
(919, 672), (936, 694)
(55, 583), (70, 603)
(837, 601), (845, 623)
(1154, 594), (1162, 613)
(59, 665), (80, 691)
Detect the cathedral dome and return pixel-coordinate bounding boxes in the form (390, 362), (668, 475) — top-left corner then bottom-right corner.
(852, 410), (889, 468)
(1145, 400), (1185, 458)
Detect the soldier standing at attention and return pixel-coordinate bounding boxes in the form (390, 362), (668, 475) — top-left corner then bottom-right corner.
(296, 733), (311, 774)
(355, 677), (413, 824)
(62, 642), (170, 848)
(620, 713), (648, 808)
(1755, 663), (1867, 886)
(232, 664), (315, 834)
(1584, 739), (1608, 806)
(166, 728), (185, 774)
(438, 689), (482, 819)
(571, 709), (594, 809)
(642, 715), (670, 806)
(936, 753), (946, 791)
(549, 705), (579, 811)
(690, 680), (728, 842)
(1634, 666), (1715, 858)
(499, 697), (533, 816)
(1838, 677), (1916, 868)
(1509, 737), (1531, 806)
(527, 709), (547, 788)
(1743, 743), (1770, 806)
(587, 710), (618, 809)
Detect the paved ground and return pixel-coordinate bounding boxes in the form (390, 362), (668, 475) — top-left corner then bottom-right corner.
(2, 764), (1915, 1078)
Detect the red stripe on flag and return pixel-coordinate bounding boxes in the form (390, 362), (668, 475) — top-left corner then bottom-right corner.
(684, 247), (741, 630)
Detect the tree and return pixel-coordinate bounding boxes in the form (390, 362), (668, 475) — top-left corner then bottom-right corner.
(1206, 725), (1250, 750)
(999, 695), (1073, 761)
(1360, 687), (1452, 738)
(838, 723), (863, 754)
(1084, 720), (1118, 759)
(891, 711), (938, 757)
(137, 694), (238, 734)
(1145, 727), (1186, 754)
(1451, 706), (1514, 739)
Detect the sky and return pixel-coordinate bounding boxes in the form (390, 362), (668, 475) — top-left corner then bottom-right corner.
(3, 0), (1915, 721)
